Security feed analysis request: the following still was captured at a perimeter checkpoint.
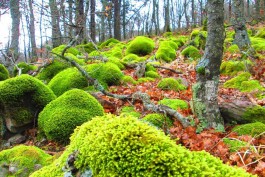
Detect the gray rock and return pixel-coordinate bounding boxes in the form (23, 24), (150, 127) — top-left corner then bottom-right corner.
(0, 166), (9, 177)
(7, 134), (26, 145)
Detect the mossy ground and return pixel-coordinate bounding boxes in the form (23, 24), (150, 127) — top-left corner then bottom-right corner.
(232, 122), (265, 136)
(158, 98), (188, 110)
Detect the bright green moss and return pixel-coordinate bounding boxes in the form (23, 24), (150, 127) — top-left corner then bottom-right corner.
(250, 37), (265, 52)
(31, 114), (255, 177)
(155, 40), (177, 62)
(64, 52), (85, 65)
(0, 145), (52, 177)
(121, 54), (146, 64)
(0, 64), (9, 81)
(142, 113), (173, 129)
(38, 89), (104, 143)
(108, 56), (125, 69)
(181, 45), (201, 60)
(13, 62), (37, 76)
(190, 30), (207, 49)
(158, 98), (188, 110)
(121, 75), (137, 85)
(99, 38), (120, 48)
(137, 77), (155, 83)
(226, 30), (235, 38)
(104, 46), (123, 58)
(240, 80), (264, 92)
(223, 72), (251, 89)
(227, 44), (240, 53)
(88, 50), (101, 57)
(126, 36), (155, 56)
(220, 60), (252, 76)
(190, 29), (200, 39)
(223, 138), (249, 152)
(120, 106), (141, 118)
(163, 32), (173, 37)
(232, 122), (265, 136)
(255, 28), (265, 38)
(52, 45), (80, 56)
(76, 42), (96, 53)
(48, 67), (88, 96)
(145, 71), (160, 78)
(36, 59), (71, 83)
(0, 75), (56, 133)
(145, 63), (157, 72)
(242, 106), (265, 124)
(157, 78), (186, 91)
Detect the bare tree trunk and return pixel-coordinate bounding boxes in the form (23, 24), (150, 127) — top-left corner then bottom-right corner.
(164, 0), (171, 32)
(114, 0), (121, 40)
(246, 0), (250, 19)
(39, 0), (44, 57)
(155, 0), (160, 34)
(9, 0), (20, 61)
(255, 0), (260, 21)
(228, 0), (232, 22)
(90, 0), (96, 41)
(68, 0), (74, 38)
(184, 0), (190, 29)
(122, 0), (126, 39)
(192, 0), (225, 130)
(49, 0), (61, 47)
(28, 0), (37, 61)
(191, 0), (195, 27)
(60, 0), (67, 41)
(75, 0), (85, 43)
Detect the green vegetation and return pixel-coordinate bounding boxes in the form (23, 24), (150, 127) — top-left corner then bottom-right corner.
(0, 64), (9, 81)
(190, 29), (207, 49)
(108, 56), (125, 69)
(220, 60), (252, 76)
(181, 45), (201, 60)
(120, 106), (141, 118)
(48, 67), (88, 96)
(0, 145), (52, 177)
(31, 114), (254, 177)
(250, 37), (265, 52)
(64, 53), (85, 65)
(121, 54), (146, 64)
(38, 89), (104, 143)
(121, 75), (137, 85)
(36, 59), (71, 83)
(142, 113), (173, 129)
(157, 78), (186, 91)
(126, 36), (155, 56)
(156, 40), (178, 62)
(99, 38), (120, 48)
(145, 71), (161, 78)
(255, 28), (265, 38)
(13, 62), (37, 76)
(76, 42), (96, 53)
(242, 106), (265, 124)
(223, 138), (249, 152)
(227, 44), (240, 53)
(232, 122), (265, 136)
(51, 45), (80, 56)
(137, 77), (155, 83)
(158, 98), (188, 110)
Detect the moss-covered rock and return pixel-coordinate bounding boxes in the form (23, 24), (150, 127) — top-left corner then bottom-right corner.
(13, 62), (37, 76)
(121, 75), (137, 85)
(38, 89), (104, 143)
(255, 28), (265, 39)
(120, 106), (141, 118)
(158, 98), (188, 110)
(220, 60), (252, 76)
(137, 77), (155, 83)
(227, 44), (240, 53)
(242, 106), (265, 123)
(145, 71), (161, 78)
(190, 30), (207, 49)
(64, 53), (85, 65)
(48, 67), (88, 96)
(155, 40), (177, 62)
(126, 36), (155, 56)
(36, 59), (71, 83)
(181, 45), (201, 60)
(108, 56), (125, 69)
(104, 44), (124, 58)
(51, 45), (80, 56)
(76, 42), (96, 53)
(232, 122), (265, 136)
(157, 78), (186, 91)
(240, 80), (264, 92)
(0, 145), (52, 177)
(121, 54), (146, 64)
(0, 75), (56, 134)
(223, 72), (251, 89)
(223, 138), (249, 152)
(99, 38), (120, 48)
(31, 114), (254, 177)
(142, 113), (173, 129)
(250, 37), (265, 52)
(0, 64), (9, 81)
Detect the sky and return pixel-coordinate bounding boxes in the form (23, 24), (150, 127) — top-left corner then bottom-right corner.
(0, 13), (11, 50)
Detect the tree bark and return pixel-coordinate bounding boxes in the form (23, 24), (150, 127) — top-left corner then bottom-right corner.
(75, 0), (85, 43)
(90, 0), (96, 41)
(164, 0), (171, 32)
(184, 0), (190, 29)
(255, 0), (261, 21)
(192, 0), (225, 130)
(114, 0), (121, 40)
(49, 0), (61, 47)
(28, 0), (37, 61)
(68, 0), (74, 38)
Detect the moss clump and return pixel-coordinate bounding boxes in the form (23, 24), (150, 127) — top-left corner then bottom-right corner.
(36, 59), (71, 83)
(99, 38), (120, 48)
(232, 122), (265, 136)
(31, 114), (255, 177)
(52, 45), (80, 56)
(104, 44), (124, 58)
(190, 30), (207, 49)
(38, 89), (104, 143)
(76, 42), (96, 53)
(145, 63), (157, 72)
(242, 106), (265, 124)
(220, 60), (252, 76)
(121, 75), (137, 85)
(145, 71), (160, 78)
(48, 67), (88, 96)
(157, 78), (186, 91)
(250, 37), (265, 52)
(227, 44), (240, 53)
(0, 64), (9, 81)
(240, 80), (264, 92)
(158, 98), (188, 110)
(13, 62), (37, 76)
(64, 53), (85, 65)
(108, 56), (125, 69)
(142, 113), (173, 129)
(0, 145), (52, 177)
(181, 45), (201, 60)
(223, 72), (251, 89)
(155, 40), (177, 62)
(126, 36), (155, 56)
(137, 77), (155, 83)
(163, 32), (173, 37)
(121, 54), (146, 64)
(0, 75), (56, 133)
(120, 106), (141, 118)
(223, 138), (249, 152)
(255, 28), (265, 39)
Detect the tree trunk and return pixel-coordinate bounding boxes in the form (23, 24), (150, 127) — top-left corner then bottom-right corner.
(49, 0), (61, 47)
(255, 0), (260, 21)
(155, 0), (160, 35)
(9, 0), (20, 61)
(164, 0), (171, 32)
(68, 0), (74, 38)
(114, 0), (121, 40)
(191, 0), (195, 27)
(28, 0), (37, 61)
(75, 0), (85, 43)
(90, 0), (96, 41)
(184, 0), (190, 29)
(192, 0), (225, 130)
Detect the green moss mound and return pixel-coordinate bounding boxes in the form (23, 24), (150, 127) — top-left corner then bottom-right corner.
(142, 113), (173, 129)
(223, 72), (251, 89)
(121, 75), (137, 85)
(76, 42), (96, 53)
(190, 29), (207, 49)
(0, 145), (52, 177)
(13, 62), (37, 76)
(240, 80), (264, 92)
(51, 45), (79, 56)
(38, 89), (104, 143)
(121, 54), (146, 64)
(126, 36), (155, 56)
(158, 98), (188, 110)
(157, 78), (186, 91)
(242, 106), (265, 124)
(232, 122), (265, 136)
(31, 114), (254, 177)
(137, 77), (155, 83)
(181, 45), (201, 60)
(103, 44), (124, 58)
(156, 40), (177, 62)
(227, 44), (240, 53)
(223, 138), (249, 152)
(0, 64), (9, 81)
(108, 56), (125, 69)
(64, 53), (85, 65)
(99, 38), (120, 48)
(220, 60), (252, 76)
(36, 59), (71, 83)
(250, 37), (265, 52)
(0, 75), (56, 133)
(145, 71), (161, 78)
(120, 106), (141, 118)
(48, 67), (88, 96)
(255, 28), (265, 39)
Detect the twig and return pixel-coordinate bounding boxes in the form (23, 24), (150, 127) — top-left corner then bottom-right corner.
(152, 65), (183, 74)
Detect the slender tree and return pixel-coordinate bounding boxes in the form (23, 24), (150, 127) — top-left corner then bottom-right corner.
(255, 0), (261, 21)
(164, 0), (171, 32)
(75, 0), (85, 43)
(49, 0), (61, 47)
(90, 0), (96, 41)
(192, 0), (225, 130)
(28, 0), (37, 60)
(114, 0), (121, 40)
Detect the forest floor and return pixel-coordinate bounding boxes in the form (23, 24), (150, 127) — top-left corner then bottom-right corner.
(22, 26), (265, 176)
